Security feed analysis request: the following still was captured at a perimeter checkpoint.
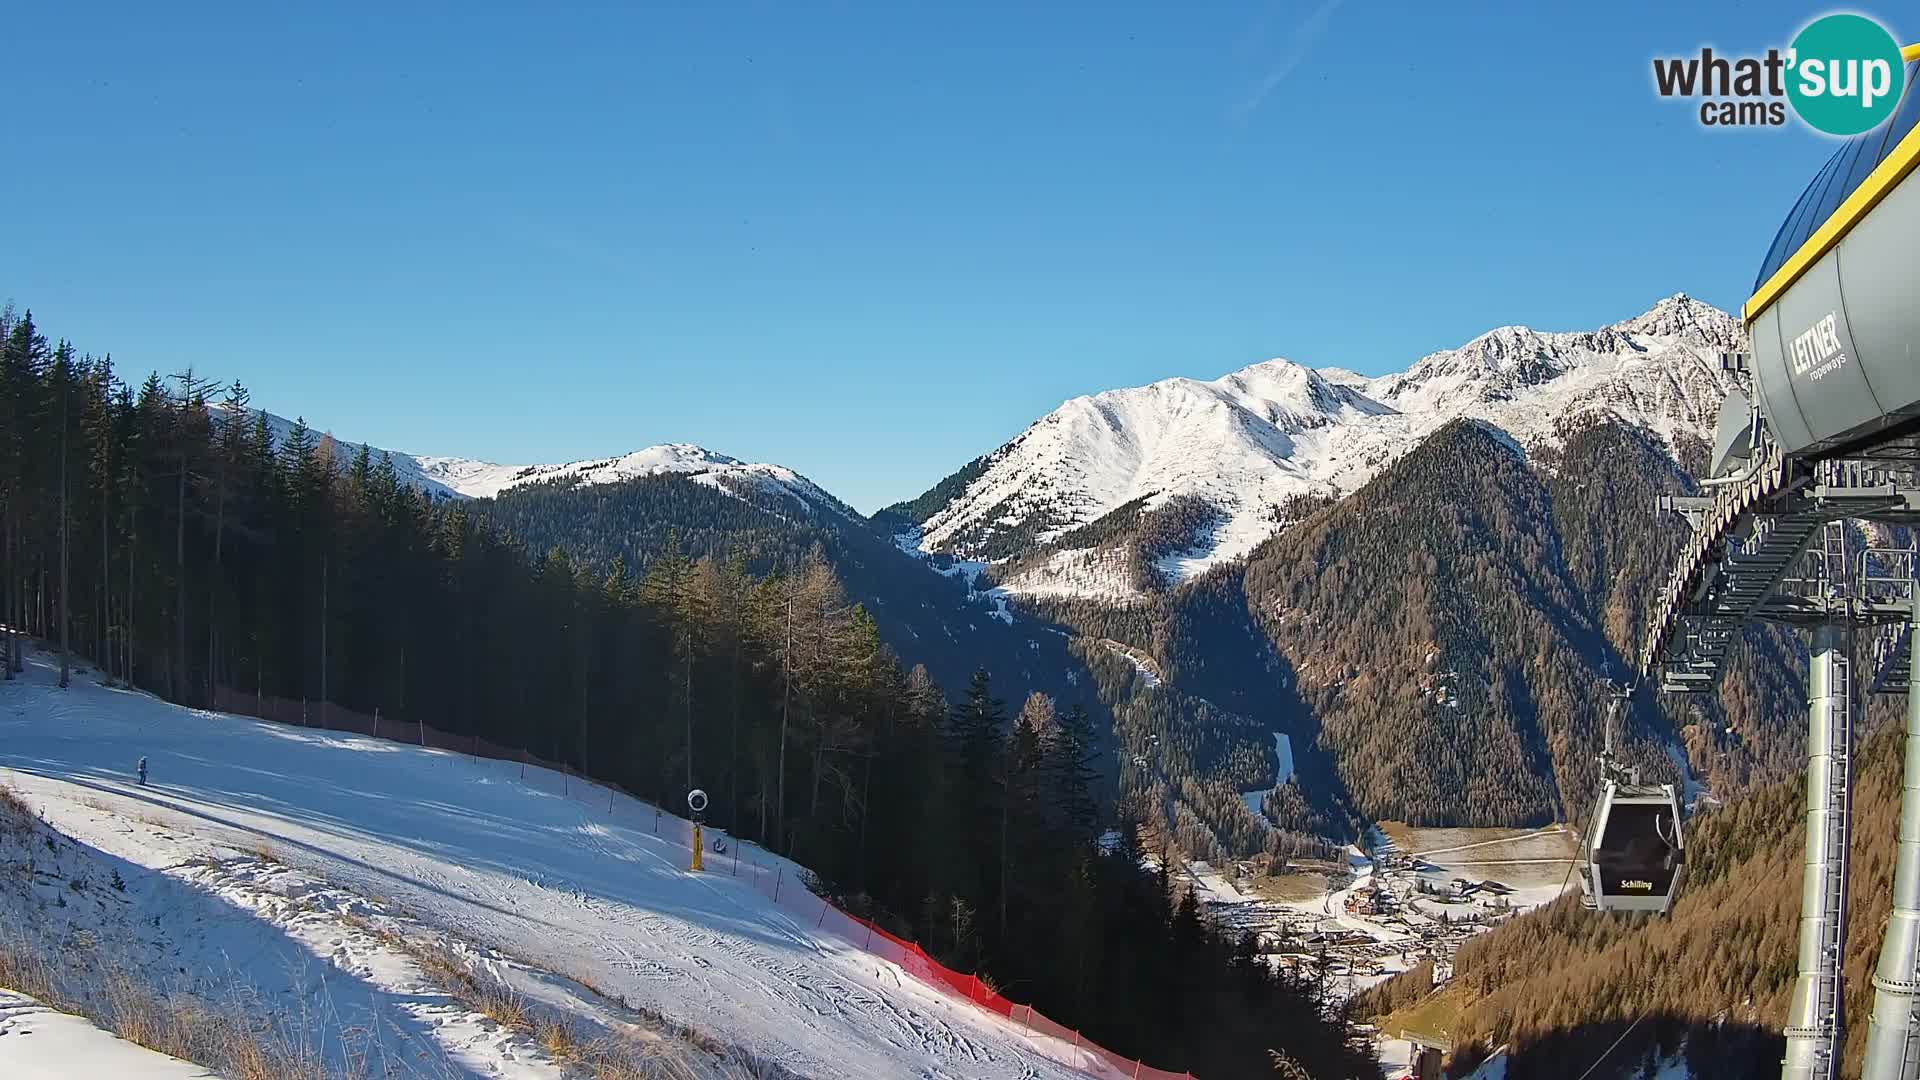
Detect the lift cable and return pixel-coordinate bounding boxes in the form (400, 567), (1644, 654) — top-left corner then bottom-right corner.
(1561, 796), (1595, 898)
(1566, 682), (1633, 899)
(1573, 1010), (1649, 1080)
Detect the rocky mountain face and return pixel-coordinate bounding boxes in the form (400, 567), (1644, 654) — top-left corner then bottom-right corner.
(877, 296), (1805, 830)
(894, 294), (1742, 603)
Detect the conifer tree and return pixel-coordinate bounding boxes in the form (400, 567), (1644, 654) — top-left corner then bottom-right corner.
(0, 308), (1383, 1079)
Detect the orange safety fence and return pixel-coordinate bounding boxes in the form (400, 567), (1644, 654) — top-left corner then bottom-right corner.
(210, 686), (1196, 1079)
(814, 908), (1190, 1078)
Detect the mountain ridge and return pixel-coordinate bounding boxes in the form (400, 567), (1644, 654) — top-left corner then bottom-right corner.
(897, 294), (1742, 600)
(250, 292), (1740, 605)
(220, 405), (856, 522)
(215, 292), (1791, 847)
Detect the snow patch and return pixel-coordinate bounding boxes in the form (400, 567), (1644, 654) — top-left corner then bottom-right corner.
(1240, 733), (1294, 825)
(894, 528), (1017, 624)
(1666, 740), (1711, 809)
(1464, 1048), (1510, 1080)
(1097, 640), (1162, 688)
(0, 991), (213, 1079)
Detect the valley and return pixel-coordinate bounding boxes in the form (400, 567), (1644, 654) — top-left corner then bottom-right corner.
(127, 295), (1809, 869)
(0, 292), (1822, 1080)
(14, 7), (1918, 1075)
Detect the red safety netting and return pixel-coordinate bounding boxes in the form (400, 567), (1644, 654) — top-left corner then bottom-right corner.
(626, 812), (1197, 1078)
(211, 686), (1197, 1079)
(834, 912), (1192, 1079)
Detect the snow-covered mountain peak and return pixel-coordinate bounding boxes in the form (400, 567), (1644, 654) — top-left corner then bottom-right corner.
(1384, 324), (1564, 399)
(614, 443), (746, 471)
(413, 443), (853, 517)
(1611, 292), (1742, 347)
(907, 295), (1742, 598)
(221, 407), (850, 519)
(1211, 358), (1393, 428)
(912, 351), (1415, 580)
(1314, 366), (1373, 390)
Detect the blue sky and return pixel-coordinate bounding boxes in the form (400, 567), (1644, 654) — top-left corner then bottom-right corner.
(0, 2), (1897, 511)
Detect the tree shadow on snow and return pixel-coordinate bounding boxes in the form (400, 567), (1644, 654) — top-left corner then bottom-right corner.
(1449, 1010), (1785, 1079)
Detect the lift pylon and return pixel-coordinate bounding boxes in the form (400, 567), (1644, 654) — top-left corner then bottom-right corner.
(1783, 620), (1855, 1080)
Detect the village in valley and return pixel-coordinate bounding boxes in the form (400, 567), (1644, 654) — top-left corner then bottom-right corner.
(1161, 822), (1578, 1071)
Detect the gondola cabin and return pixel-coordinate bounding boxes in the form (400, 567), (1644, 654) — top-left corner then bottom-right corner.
(1585, 781), (1686, 914)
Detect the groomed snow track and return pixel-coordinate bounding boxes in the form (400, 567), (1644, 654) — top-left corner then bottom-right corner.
(0, 653), (1145, 1080)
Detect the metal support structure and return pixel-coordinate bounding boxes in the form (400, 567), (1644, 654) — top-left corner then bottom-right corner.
(1864, 599), (1920, 1080)
(1784, 623), (1855, 1080)
(1637, 112), (1920, 1077)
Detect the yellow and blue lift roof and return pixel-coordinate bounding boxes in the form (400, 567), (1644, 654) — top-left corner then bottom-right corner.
(1747, 44), (1920, 323)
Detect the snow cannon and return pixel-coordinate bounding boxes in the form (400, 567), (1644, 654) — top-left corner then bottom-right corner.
(688, 788), (709, 872)
(1745, 50), (1920, 458)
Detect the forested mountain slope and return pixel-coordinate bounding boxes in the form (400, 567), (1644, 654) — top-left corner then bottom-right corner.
(0, 308), (1381, 1079)
(1244, 419), (1609, 825)
(1238, 417), (1809, 825)
(1031, 414), (1807, 830)
(468, 471), (1082, 717)
(1359, 699), (1909, 1080)
(467, 471), (1347, 866)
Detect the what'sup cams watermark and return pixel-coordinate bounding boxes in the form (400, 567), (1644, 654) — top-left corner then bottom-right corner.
(1653, 13), (1907, 135)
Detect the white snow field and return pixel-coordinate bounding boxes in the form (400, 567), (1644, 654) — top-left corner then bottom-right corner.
(0, 650), (1110, 1079)
(0, 990), (212, 1078)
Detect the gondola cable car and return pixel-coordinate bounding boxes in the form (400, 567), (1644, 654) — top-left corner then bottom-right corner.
(1581, 682), (1687, 915)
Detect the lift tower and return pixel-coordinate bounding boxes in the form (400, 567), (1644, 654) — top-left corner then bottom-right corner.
(1646, 436), (1920, 1080)
(1635, 39), (1920, 1080)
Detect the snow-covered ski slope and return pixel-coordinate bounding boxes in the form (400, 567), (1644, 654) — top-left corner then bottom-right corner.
(0, 654), (1103, 1079)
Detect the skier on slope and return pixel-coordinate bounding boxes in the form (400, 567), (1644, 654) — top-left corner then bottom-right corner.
(136, 756), (148, 786)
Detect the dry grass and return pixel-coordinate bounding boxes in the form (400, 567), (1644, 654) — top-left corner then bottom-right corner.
(0, 929), (64, 1003)
(0, 782), (34, 835)
(387, 932), (535, 1033)
(575, 969), (615, 1002)
(0, 798), (427, 1080)
(1244, 869), (1334, 903)
(536, 1012), (584, 1057)
(0, 926), (353, 1080)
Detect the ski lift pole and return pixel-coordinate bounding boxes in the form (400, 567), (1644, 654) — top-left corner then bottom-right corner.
(1784, 618), (1854, 1080)
(1862, 555), (1920, 1080)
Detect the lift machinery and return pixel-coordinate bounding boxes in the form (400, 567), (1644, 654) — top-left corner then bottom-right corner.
(1632, 44), (1920, 1080)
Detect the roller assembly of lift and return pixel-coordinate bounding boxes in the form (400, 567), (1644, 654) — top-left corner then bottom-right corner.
(1607, 43), (1920, 1080)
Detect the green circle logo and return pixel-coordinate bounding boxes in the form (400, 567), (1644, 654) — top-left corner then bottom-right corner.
(1787, 14), (1906, 136)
